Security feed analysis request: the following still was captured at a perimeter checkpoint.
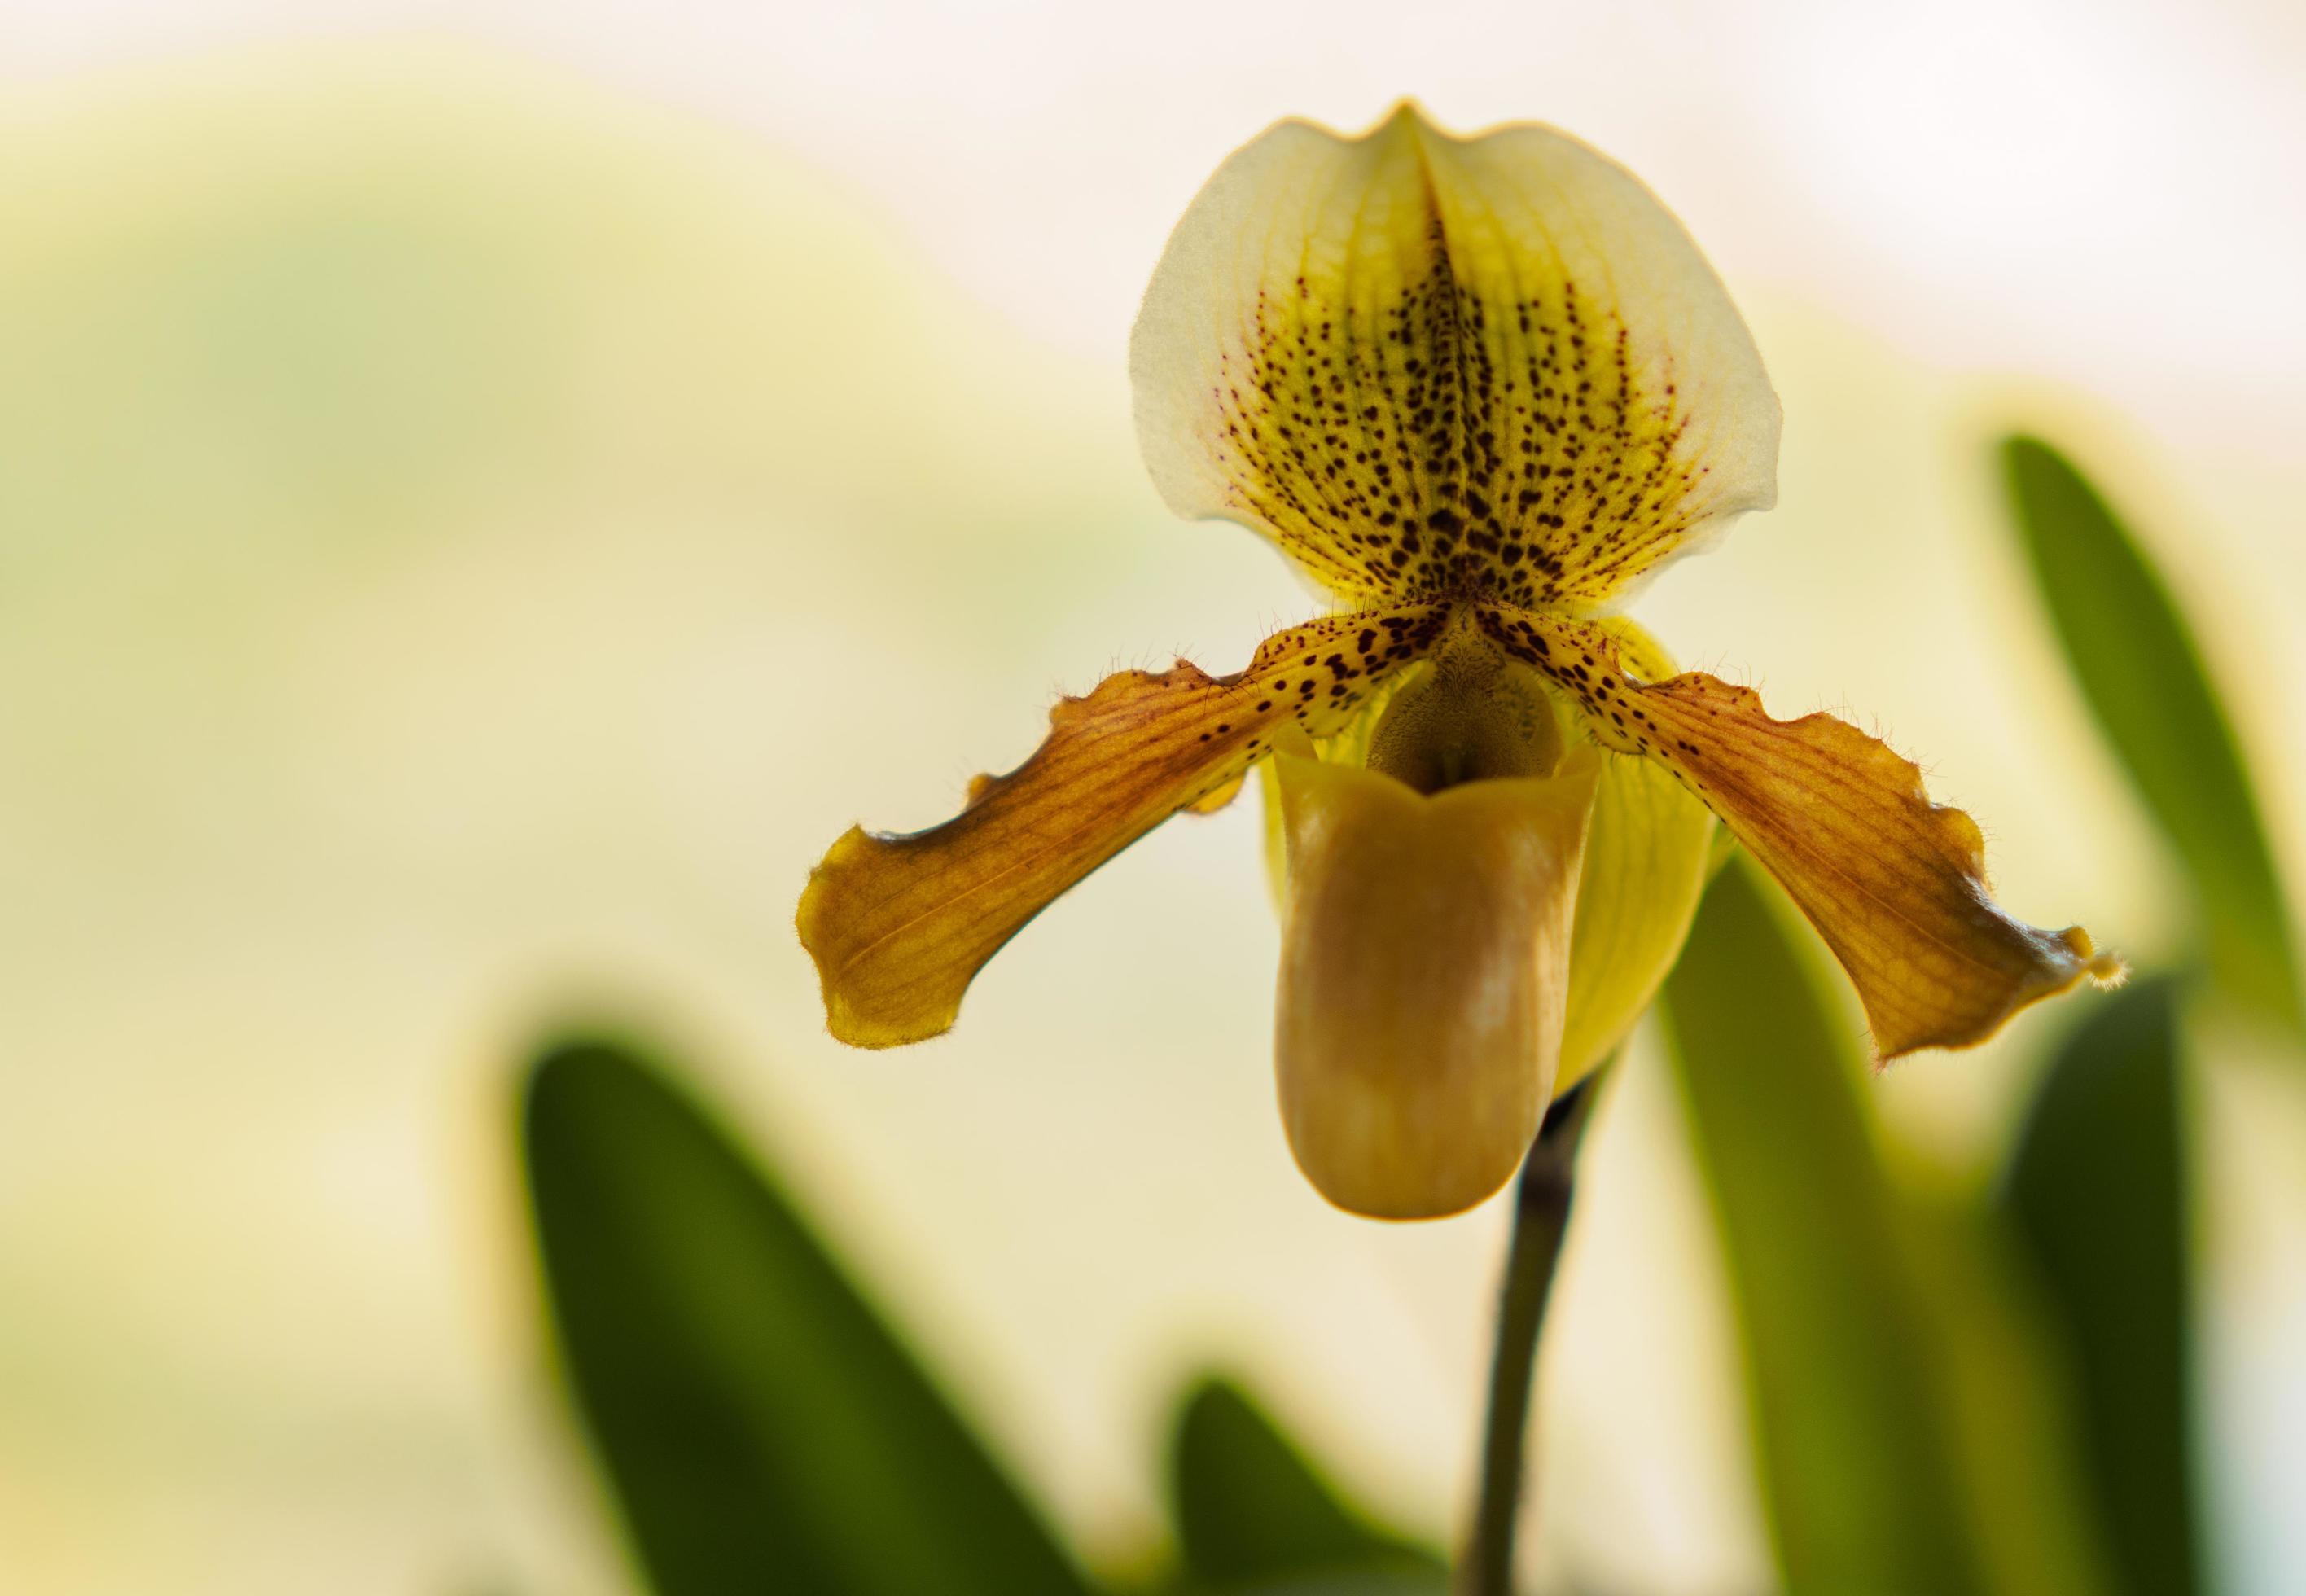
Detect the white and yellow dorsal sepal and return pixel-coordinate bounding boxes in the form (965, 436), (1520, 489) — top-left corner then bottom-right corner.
(1132, 101), (1780, 613)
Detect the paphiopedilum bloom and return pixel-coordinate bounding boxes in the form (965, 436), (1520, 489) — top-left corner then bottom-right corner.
(799, 105), (2120, 1219)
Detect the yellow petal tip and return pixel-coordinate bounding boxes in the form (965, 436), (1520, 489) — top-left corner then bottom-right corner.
(1378, 97), (1431, 136)
(1871, 923), (2127, 1062)
(2061, 925), (2128, 988)
(796, 826), (966, 1050)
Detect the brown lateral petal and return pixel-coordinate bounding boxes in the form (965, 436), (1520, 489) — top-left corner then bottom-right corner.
(798, 603), (1448, 1047)
(1480, 606), (2122, 1056)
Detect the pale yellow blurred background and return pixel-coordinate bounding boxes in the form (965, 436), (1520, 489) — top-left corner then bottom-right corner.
(2, 5), (2304, 1594)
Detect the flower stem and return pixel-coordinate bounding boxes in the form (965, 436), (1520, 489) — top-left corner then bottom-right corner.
(1461, 1074), (1602, 1596)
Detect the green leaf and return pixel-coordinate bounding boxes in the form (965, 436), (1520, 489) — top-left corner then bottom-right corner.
(1660, 857), (1990, 1596)
(1225, 1577), (1449, 1596)
(520, 1037), (1098, 1596)
(1895, 1197), (2115, 1596)
(1167, 1378), (1441, 1589)
(2001, 977), (2202, 1596)
(2000, 435), (2303, 1039)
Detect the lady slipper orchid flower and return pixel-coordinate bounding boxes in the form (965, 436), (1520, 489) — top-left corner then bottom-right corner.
(798, 104), (2120, 1220)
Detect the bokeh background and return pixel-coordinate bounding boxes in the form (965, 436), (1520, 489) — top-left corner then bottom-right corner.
(4, 2), (2303, 1592)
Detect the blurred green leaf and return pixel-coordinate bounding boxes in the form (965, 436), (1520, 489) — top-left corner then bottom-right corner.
(520, 1037), (1098, 1596)
(2002, 978), (2202, 1596)
(1897, 1196), (2115, 1596)
(1168, 1378), (1442, 1590)
(1660, 857), (1990, 1596)
(2001, 435), (2303, 1040)
(1225, 1577), (1449, 1596)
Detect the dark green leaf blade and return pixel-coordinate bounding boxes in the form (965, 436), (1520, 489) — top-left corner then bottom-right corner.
(2001, 977), (2201, 1596)
(520, 1037), (1098, 1596)
(1168, 1378), (1441, 1589)
(1660, 858), (1988, 1596)
(2000, 435), (2303, 1039)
